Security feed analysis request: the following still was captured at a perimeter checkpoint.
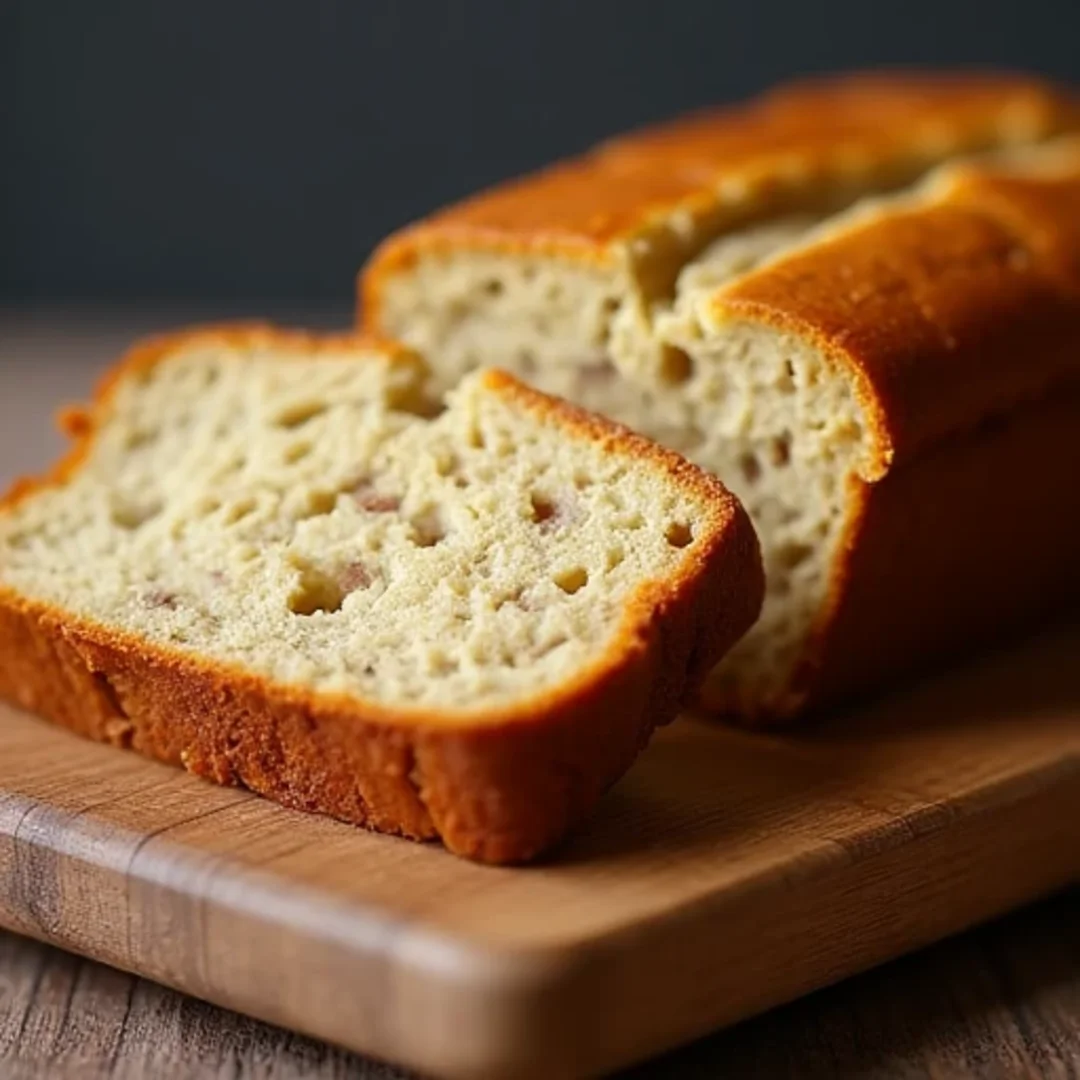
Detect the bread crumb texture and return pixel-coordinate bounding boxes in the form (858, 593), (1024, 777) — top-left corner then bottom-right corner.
(0, 341), (726, 713)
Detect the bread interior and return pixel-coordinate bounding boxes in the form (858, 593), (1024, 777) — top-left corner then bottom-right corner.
(0, 342), (720, 712)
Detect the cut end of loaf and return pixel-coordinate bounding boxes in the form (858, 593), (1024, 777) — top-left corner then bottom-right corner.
(369, 228), (872, 720)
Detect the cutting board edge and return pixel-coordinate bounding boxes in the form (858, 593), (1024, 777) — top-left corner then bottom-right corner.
(0, 735), (1076, 1079)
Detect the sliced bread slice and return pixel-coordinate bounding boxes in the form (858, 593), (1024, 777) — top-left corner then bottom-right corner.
(0, 326), (762, 862)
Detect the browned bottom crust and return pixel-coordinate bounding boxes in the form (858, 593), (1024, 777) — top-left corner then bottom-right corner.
(0, 508), (760, 864)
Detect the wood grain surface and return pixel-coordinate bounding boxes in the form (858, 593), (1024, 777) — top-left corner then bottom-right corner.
(1, 890), (1076, 1079)
(0, 621), (1076, 1079)
(1, 314), (1078, 1079)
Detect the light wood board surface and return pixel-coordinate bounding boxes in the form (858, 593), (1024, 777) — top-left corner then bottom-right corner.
(0, 624), (1077, 1078)
(0, 890), (1076, 1079)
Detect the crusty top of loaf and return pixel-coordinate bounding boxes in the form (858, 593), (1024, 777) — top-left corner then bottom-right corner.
(712, 138), (1080, 473)
(0, 325), (763, 729)
(363, 71), (1079, 277)
(362, 74), (1080, 475)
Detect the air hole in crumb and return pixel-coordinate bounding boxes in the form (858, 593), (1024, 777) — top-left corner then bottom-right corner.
(124, 428), (157, 451)
(553, 567), (588, 594)
(111, 501), (163, 530)
(495, 587), (527, 611)
(532, 492), (576, 530)
(434, 451), (461, 478)
(781, 359), (796, 389)
(194, 496), (221, 517)
(659, 345), (694, 385)
(272, 400), (328, 429)
(468, 643), (492, 666)
(665, 522), (694, 548)
(284, 442), (312, 464)
(224, 497), (258, 524)
(601, 297), (620, 317)
(739, 453), (762, 484)
(428, 650), (459, 676)
(483, 279), (504, 297)
(605, 547), (625, 571)
(289, 578), (342, 616)
(775, 542), (813, 571)
(770, 433), (792, 467)
(288, 561), (370, 616)
(466, 425), (486, 450)
(530, 494), (556, 526)
(299, 490), (338, 518)
(388, 391), (444, 420)
(410, 510), (446, 548)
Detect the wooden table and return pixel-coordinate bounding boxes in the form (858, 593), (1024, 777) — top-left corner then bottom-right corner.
(1, 894), (1076, 1078)
(1, 313), (1078, 1078)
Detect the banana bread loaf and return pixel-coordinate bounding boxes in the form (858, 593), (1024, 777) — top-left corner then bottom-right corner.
(361, 71), (1080, 719)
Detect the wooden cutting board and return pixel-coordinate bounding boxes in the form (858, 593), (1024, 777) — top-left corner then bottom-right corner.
(0, 626), (1077, 1080)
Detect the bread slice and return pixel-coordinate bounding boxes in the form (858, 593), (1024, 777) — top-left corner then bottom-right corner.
(361, 71), (1080, 720)
(0, 326), (762, 862)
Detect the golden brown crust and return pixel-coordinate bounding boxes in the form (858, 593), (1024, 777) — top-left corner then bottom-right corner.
(0, 326), (764, 863)
(779, 387), (1080, 717)
(361, 70), (1079, 316)
(940, 138), (1080, 291)
(715, 150), (1080, 473)
(710, 150), (1080, 717)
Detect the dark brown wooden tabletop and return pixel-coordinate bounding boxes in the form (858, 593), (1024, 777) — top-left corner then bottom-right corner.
(0, 891), (1076, 1079)
(1, 313), (1077, 1079)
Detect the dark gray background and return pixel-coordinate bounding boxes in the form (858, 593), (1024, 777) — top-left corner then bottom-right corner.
(3, 0), (1079, 311)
